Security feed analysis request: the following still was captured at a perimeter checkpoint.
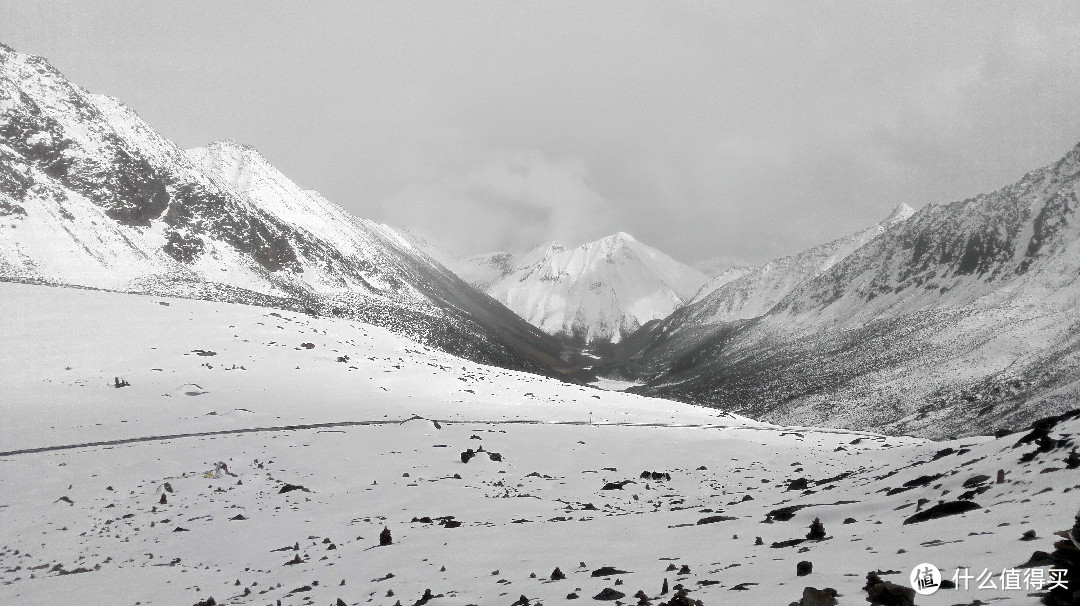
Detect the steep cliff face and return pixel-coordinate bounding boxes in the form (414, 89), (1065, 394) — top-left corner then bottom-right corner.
(610, 147), (1080, 438)
(0, 44), (580, 378)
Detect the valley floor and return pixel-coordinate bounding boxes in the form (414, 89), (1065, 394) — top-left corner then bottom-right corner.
(0, 283), (1075, 606)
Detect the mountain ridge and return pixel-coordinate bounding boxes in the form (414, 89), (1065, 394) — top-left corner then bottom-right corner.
(0, 42), (583, 379)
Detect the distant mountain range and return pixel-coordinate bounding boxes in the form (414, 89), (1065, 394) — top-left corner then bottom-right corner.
(606, 145), (1080, 438)
(3, 40), (1079, 439)
(0, 43), (582, 379)
(430, 233), (706, 345)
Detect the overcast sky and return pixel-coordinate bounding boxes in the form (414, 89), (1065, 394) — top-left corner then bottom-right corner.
(2, 1), (1079, 270)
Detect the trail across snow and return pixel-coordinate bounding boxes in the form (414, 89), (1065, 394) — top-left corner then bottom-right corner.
(0, 282), (1075, 606)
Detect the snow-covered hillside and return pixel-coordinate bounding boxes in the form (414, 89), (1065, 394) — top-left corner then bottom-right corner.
(0, 43), (578, 378)
(449, 233), (707, 345)
(1, 282), (1075, 606)
(685, 204), (915, 320)
(610, 145), (1080, 439)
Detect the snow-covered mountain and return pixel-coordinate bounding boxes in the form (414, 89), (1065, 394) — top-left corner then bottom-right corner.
(449, 232), (707, 345)
(609, 144), (1080, 438)
(0, 43), (579, 378)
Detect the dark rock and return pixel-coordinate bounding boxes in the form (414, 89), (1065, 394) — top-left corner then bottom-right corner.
(460, 449), (476, 464)
(591, 566), (630, 577)
(962, 474), (991, 488)
(278, 483), (309, 494)
(488, 452), (502, 462)
(551, 567), (566, 580)
(864, 572), (915, 606)
(1018, 549), (1054, 568)
(843, 517), (856, 524)
(696, 515), (737, 525)
(792, 586), (838, 606)
(797, 560), (813, 576)
(678, 565), (690, 575)
(772, 538), (807, 549)
(1020, 529), (1037, 541)
(806, 518), (826, 540)
(594, 587), (625, 601)
(412, 588), (433, 605)
(787, 478), (810, 491)
(510, 596), (529, 606)
(192, 599), (217, 606)
(380, 526), (392, 546)
(902, 500), (980, 525)
(567, 593), (579, 600)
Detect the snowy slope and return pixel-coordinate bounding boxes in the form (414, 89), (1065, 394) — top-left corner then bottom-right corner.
(0, 43), (578, 378)
(612, 145), (1080, 439)
(684, 204), (915, 323)
(453, 233), (707, 345)
(0, 282), (1075, 606)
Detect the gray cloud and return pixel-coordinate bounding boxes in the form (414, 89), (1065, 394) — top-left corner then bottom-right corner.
(2, 1), (1078, 268)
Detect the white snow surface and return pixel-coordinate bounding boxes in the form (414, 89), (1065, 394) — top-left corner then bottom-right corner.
(0, 282), (1072, 606)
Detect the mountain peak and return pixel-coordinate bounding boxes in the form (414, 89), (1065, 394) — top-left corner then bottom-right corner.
(881, 203), (916, 226)
(597, 231), (637, 245)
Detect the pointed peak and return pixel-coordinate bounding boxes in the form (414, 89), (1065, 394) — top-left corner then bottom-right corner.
(592, 231), (638, 247)
(881, 203), (915, 226)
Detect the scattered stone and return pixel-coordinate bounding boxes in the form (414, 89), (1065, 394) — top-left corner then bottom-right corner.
(678, 564), (690, 575)
(787, 478), (810, 491)
(511, 595), (529, 606)
(551, 567), (566, 580)
(1020, 529), (1037, 541)
(461, 449), (476, 464)
(380, 526), (393, 546)
(797, 560), (813, 576)
(160, 493), (168, 505)
(488, 452), (503, 462)
(593, 588), (625, 601)
(843, 518), (856, 524)
(806, 518), (826, 541)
